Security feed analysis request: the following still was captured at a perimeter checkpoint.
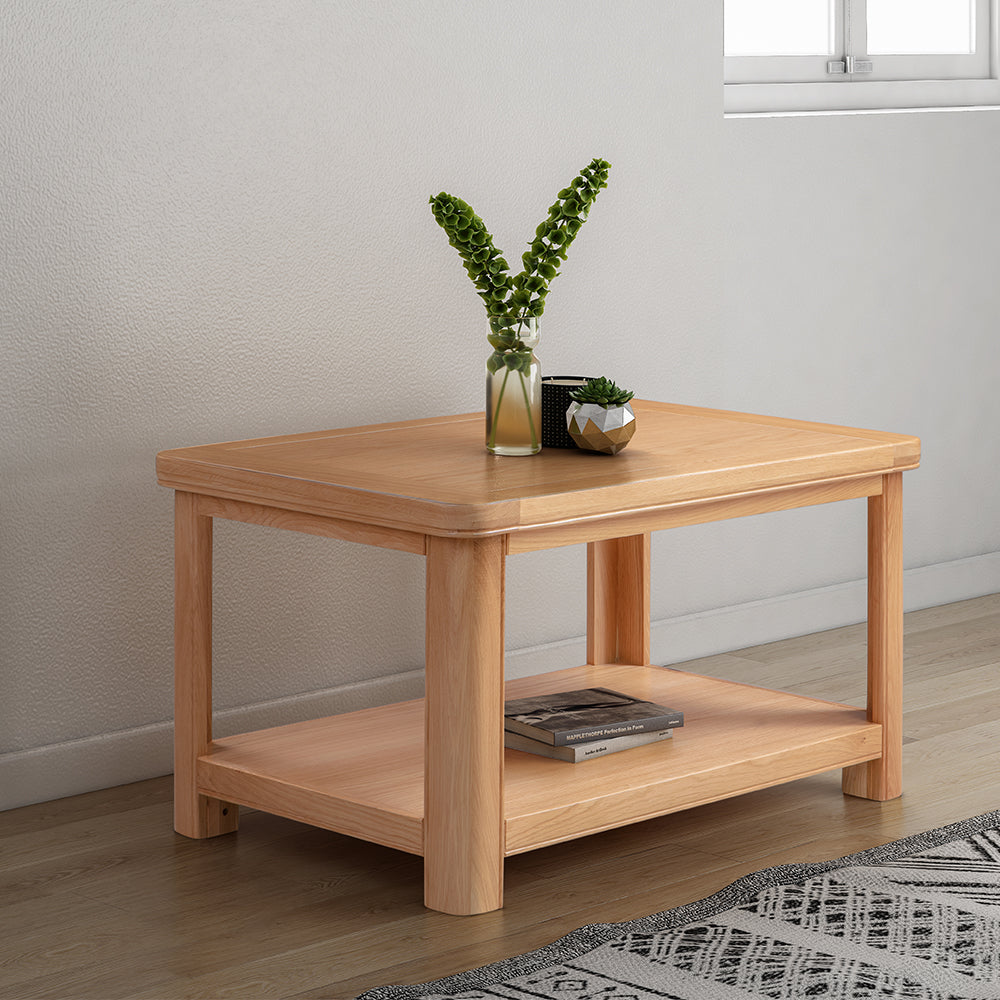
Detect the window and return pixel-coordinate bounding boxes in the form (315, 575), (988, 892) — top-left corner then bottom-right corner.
(725, 0), (1000, 114)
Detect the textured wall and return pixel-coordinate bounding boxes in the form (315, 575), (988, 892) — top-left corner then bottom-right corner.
(2, 1), (998, 810)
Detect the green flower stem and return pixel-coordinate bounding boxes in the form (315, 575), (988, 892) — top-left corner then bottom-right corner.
(517, 368), (539, 451)
(487, 367), (512, 450)
(486, 367), (538, 451)
(487, 316), (539, 451)
(510, 316), (539, 451)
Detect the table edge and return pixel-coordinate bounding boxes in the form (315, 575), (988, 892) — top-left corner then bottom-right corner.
(155, 402), (921, 538)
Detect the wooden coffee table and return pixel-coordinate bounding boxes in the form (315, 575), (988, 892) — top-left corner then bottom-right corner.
(157, 400), (920, 914)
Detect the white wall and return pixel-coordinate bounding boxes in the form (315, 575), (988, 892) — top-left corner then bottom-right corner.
(2, 1), (997, 810)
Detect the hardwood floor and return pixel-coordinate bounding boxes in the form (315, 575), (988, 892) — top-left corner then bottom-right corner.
(2, 593), (999, 1000)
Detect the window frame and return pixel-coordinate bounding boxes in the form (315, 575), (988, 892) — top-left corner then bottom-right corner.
(725, 0), (1000, 115)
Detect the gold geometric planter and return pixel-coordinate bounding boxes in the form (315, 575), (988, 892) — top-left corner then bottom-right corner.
(566, 401), (636, 455)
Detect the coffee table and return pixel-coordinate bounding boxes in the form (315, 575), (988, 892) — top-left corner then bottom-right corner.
(157, 400), (920, 914)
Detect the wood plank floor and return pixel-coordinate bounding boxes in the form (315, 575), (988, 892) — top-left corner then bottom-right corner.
(2, 593), (998, 1000)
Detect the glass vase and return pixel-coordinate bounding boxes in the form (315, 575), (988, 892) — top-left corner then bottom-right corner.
(485, 316), (541, 456)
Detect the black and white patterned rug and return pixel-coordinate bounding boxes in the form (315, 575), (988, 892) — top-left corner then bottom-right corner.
(358, 810), (1000, 1000)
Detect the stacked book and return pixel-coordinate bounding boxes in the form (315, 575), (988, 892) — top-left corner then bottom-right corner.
(504, 686), (684, 762)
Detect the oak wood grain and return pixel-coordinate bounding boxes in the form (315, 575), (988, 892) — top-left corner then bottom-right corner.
(197, 494), (427, 554)
(423, 534), (507, 914)
(172, 491), (238, 839)
(1, 595), (996, 999)
(159, 404), (919, 918)
(586, 533), (651, 665)
(187, 662), (882, 863)
(843, 471), (904, 800)
(156, 402), (919, 538)
(508, 473), (884, 552)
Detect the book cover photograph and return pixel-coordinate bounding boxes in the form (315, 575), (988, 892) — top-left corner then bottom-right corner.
(503, 687), (684, 746)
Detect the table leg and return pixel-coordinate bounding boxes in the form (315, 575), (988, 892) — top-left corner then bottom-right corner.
(424, 534), (506, 914)
(173, 492), (238, 838)
(843, 472), (904, 801)
(587, 533), (652, 665)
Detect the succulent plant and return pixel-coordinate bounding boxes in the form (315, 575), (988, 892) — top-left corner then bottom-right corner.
(568, 376), (635, 408)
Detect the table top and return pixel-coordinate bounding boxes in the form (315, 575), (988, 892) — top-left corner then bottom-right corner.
(156, 400), (920, 537)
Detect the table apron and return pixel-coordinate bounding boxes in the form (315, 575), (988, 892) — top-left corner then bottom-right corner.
(507, 473), (885, 553)
(194, 494), (427, 554)
(186, 473), (884, 557)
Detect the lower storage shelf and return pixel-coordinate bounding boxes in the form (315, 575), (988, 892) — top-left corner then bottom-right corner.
(197, 663), (882, 858)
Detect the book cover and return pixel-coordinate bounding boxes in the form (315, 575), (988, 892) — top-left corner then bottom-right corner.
(503, 687), (684, 746)
(505, 727), (673, 762)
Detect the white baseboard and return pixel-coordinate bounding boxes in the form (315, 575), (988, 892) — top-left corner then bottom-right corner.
(507, 550), (1000, 675)
(3, 550), (997, 812)
(0, 671), (426, 813)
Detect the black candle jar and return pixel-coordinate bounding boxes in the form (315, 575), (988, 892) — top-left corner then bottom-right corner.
(541, 376), (594, 448)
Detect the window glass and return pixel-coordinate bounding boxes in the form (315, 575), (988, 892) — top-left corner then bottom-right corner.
(724, 0), (834, 56)
(866, 0), (975, 55)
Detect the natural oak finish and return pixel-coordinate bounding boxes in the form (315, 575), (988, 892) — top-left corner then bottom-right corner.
(189, 663), (881, 860)
(157, 402), (919, 914)
(587, 534), (651, 665)
(843, 471), (905, 800)
(3, 595), (997, 1000)
(507, 473), (885, 553)
(501, 664), (880, 855)
(197, 494), (426, 555)
(156, 401), (919, 540)
(423, 535), (506, 914)
(196, 705), (425, 855)
(172, 492), (238, 839)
